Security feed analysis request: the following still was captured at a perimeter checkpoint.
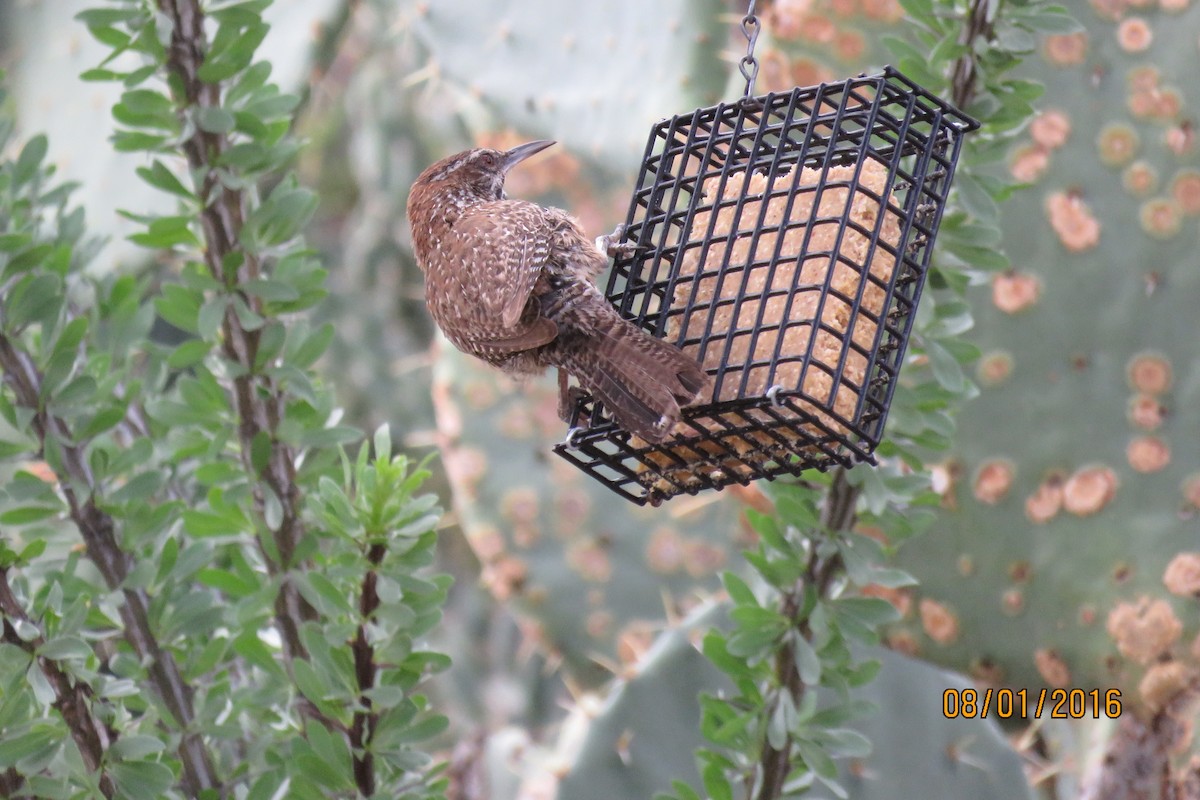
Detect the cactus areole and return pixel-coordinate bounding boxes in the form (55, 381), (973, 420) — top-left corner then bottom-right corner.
(554, 67), (979, 505)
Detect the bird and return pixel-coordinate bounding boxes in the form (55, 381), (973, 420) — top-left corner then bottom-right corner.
(406, 139), (709, 443)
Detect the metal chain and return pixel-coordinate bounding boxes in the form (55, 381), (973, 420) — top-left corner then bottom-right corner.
(738, 0), (761, 98)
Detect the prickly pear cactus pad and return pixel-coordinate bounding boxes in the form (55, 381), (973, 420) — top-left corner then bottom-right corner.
(558, 603), (1033, 800)
(888, 0), (1200, 715)
(431, 344), (748, 685)
(403, 0), (728, 165)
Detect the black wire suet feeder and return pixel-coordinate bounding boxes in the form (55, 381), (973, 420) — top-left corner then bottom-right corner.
(554, 15), (978, 505)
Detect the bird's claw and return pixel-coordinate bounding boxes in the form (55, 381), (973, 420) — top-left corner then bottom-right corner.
(558, 385), (590, 425)
(557, 370), (589, 425)
(596, 223), (640, 260)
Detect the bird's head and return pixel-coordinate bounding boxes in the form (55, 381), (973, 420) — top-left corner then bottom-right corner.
(410, 139), (556, 204)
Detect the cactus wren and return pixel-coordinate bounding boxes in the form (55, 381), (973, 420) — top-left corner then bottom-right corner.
(406, 140), (708, 442)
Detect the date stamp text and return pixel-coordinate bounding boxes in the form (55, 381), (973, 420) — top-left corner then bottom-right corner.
(942, 688), (1122, 720)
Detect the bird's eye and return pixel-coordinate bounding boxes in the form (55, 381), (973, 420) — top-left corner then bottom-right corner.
(478, 152), (499, 168)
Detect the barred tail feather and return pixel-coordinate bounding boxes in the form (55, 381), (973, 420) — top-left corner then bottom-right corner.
(567, 317), (709, 443)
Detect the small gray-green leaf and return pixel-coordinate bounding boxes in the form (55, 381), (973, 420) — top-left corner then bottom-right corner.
(136, 159), (194, 199)
(6, 275), (63, 329)
(793, 633), (822, 685)
(37, 636), (93, 661)
(925, 340), (969, 393)
(263, 484), (283, 531)
(155, 284), (202, 333)
(243, 278), (300, 302)
(197, 296), (229, 340)
(167, 338), (211, 368)
(197, 106), (236, 134)
(13, 619), (41, 642)
(289, 323), (333, 368)
(14, 135), (49, 188)
(373, 424), (392, 463)
(0, 726), (57, 769)
(108, 735), (166, 761)
(110, 761), (174, 797)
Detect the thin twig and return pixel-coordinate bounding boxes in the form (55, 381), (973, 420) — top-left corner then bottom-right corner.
(950, 0), (995, 110)
(0, 569), (117, 799)
(0, 767), (23, 796)
(755, 468), (859, 800)
(350, 542), (387, 795)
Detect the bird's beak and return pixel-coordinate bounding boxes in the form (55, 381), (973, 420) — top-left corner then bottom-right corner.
(502, 139), (555, 172)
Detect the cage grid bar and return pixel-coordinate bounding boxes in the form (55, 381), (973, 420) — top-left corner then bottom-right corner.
(554, 67), (978, 505)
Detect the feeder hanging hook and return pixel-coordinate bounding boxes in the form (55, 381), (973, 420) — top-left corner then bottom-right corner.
(739, 0), (761, 98)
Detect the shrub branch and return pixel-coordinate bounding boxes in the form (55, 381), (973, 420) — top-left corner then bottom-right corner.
(350, 542), (388, 795)
(755, 468), (858, 800)
(155, 0), (314, 665)
(0, 569), (117, 799)
(951, 0), (996, 109)
(0, 332), (218, 795)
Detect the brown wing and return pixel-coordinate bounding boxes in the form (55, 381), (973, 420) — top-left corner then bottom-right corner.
(450, 201), (557, 353)
(474, 316), (558, 354)
(453, 201), (551, 328)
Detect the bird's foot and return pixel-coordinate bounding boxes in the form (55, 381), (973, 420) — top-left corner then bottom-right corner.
(596, 223), (639, 260)
(558, 385), (591, 425)
(557, 370), (589, 425)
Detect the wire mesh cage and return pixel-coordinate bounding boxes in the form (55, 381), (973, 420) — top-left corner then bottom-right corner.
(553, 67), (979, 506)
